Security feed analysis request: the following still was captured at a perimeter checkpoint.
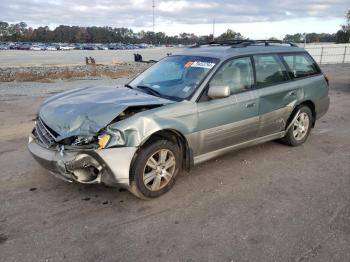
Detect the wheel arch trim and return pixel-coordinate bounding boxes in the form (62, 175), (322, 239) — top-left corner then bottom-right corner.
(287, 100), (316, 129)
(133, 129), (194, 177)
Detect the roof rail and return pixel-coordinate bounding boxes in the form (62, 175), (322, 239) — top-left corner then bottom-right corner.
(190, 39), (298, 48)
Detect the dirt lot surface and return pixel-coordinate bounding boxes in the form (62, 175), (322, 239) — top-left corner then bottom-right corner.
(0, 64), (349, 262)
(0, 47), (183, 67)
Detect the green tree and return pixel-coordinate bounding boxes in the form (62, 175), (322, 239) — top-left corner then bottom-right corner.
(0, 21), (9, 40)
(336, 10), (350, 43)
(217, 29), (242, 41)
(32, 26), (51, 42)
(283, 33), (303, 43)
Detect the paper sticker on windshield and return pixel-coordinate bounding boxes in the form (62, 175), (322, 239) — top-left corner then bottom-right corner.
(190, 61), (215, 69)
(184, 61), (193, 68)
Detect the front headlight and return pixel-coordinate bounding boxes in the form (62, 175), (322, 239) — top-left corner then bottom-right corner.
(98, 130), (126, 149)
(98, 134), (111, 149)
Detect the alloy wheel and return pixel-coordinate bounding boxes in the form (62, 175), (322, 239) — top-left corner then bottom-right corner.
(292, 112), (310, 141)
(143, 149), (176, 191)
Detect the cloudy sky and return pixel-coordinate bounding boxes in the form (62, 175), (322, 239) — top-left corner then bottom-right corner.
(0, 0), (348, 38)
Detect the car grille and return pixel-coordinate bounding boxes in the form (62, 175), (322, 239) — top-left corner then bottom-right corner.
(34, 118), (57, 148)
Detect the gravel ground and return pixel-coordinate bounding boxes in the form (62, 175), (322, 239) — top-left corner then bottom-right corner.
(0, 63), (151, 82)
(0, 47), (175, 82)
(0, 47), (183, 67)
(0, 64), (349, 262)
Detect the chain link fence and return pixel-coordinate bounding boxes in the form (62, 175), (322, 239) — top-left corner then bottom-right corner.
(305, 44), (350, 64)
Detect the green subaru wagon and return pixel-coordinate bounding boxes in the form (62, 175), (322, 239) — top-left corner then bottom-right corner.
(28, 40), (330, 199)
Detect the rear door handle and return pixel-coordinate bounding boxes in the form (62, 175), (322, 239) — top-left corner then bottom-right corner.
(245, 102), (256, 108)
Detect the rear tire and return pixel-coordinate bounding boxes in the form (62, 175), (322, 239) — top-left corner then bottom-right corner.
(281, 106), (313, 146)
(129, 140), (181, 199)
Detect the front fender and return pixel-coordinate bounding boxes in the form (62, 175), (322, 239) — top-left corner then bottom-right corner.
(109, 101), (198, 147)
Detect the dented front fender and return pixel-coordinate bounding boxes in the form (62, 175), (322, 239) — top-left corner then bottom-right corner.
(108, 101), (198, 147)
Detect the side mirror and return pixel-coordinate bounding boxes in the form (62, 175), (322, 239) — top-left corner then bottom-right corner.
(207, 85), (230, 99)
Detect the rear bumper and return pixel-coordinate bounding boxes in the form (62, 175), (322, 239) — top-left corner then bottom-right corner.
(27, 135), (137, 187)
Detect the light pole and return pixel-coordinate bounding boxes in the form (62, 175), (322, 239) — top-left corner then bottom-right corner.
(212, 18), (215, 41)
(152, 0), (156, 45)
(152, 0), (155, 34)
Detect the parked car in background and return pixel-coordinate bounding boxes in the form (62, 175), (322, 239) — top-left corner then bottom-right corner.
(82, 44), (97, 50)
(46, 45), (58, 51)
(97, 44), (109, 50)
(73, 43), (83, 50)
(17, 43), (32, 50)
(58, 45), (74, 51)
(108, 44), (121, 50)
(0, 44), (9, 50)
(30, 45), (41, 51)
(137, 43), (148, 49)
(30, 44), (46, 51)
(9, 43), (20, 49)
(0, 42), (153, 51)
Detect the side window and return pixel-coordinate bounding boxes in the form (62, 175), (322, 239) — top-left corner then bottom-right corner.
(282, 53), (319, 78)
(254, 55), (288, 86)
(210, 57), (254, 95)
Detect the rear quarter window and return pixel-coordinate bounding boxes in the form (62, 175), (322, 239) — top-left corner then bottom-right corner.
(281, 53), (319, 79)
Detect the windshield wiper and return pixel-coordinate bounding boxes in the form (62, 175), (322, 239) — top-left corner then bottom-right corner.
(136, 85), (162, 97)
(124, 84), (134, 89)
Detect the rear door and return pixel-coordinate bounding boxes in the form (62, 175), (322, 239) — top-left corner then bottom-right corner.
(196, 57), (259, 155)
(253, 54), (298, 137)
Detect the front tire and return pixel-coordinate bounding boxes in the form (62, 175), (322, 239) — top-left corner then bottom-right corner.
(129, 140), (181, 199)
(282, 106), (313, 146)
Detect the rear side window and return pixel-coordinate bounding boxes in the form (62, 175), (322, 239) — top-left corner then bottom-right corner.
(281, 53), (319, 78)
(253, 55), (288, 86)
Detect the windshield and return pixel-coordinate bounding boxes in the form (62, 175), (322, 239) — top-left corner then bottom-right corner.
(128, 55), (219, 101)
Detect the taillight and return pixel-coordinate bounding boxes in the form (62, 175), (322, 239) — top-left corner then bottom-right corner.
(324, 74), (329, 87)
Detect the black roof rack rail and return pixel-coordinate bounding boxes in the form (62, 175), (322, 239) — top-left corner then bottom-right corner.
(190, 39), (298, 48)
(253, 40), (298, 47)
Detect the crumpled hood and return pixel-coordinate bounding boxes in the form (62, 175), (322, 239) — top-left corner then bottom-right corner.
(39, 86), (173, 140)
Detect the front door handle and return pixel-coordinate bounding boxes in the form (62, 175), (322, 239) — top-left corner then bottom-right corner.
(245, 102), (256, 108)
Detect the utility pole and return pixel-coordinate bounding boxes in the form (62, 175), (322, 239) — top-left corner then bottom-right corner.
(150, 0), (157, 45)
(152, 0), (155, 33)
(212, 18), (215, 41)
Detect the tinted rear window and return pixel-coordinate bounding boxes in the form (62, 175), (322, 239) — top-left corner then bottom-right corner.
(281, 53), (319, 78)
(253, 55), (288, 86)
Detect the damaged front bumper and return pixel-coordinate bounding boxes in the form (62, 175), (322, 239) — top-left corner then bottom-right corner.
(27, 135), (137, 187)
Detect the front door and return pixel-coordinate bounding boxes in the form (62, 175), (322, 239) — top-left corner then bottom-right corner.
(196, 57), (259, 155)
